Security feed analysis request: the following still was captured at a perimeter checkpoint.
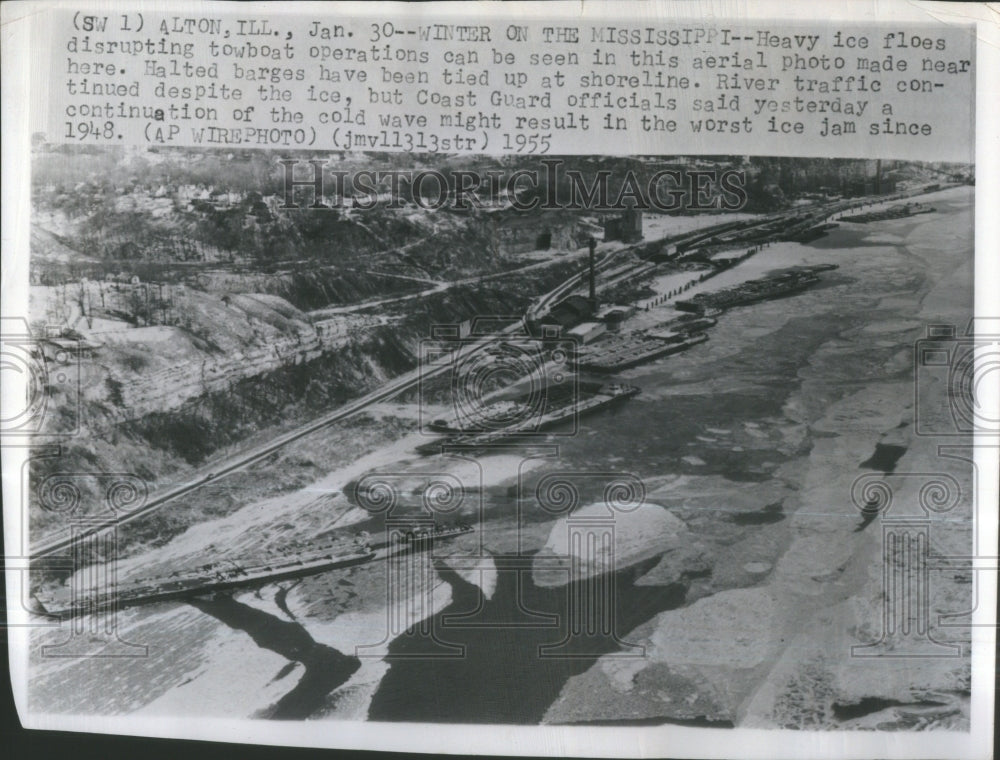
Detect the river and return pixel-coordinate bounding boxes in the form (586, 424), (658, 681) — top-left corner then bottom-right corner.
(28, 186), (975, 728)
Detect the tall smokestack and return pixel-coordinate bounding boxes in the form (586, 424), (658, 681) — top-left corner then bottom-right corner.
(588, 237), (597, 306)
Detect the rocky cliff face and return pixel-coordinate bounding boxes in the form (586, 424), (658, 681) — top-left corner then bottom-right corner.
(102, 315), (381, 422)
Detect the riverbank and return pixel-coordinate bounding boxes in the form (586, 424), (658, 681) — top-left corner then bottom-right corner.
(543, 185), (974, 728)
(27, 187), (975, 728)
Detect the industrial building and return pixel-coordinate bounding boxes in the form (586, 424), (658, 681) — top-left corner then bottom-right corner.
(602, 207), (643, 243)
(487, 208), (597, 255)
(566, 321), (607, 345)
(539, 295), (595, 334)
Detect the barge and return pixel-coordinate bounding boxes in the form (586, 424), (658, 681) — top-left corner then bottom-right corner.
(33, 523), (475, 618)
(419, 382), (639, 453)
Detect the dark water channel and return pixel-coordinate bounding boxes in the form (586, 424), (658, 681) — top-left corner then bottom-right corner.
(188, 594), (360, 719)
(368, 555), (685, 723)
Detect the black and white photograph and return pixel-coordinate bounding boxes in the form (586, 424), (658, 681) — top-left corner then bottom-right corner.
(1, 2), (995, 758)
(17, 147), (981, 721)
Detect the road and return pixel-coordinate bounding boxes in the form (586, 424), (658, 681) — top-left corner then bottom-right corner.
(28, 324), (520, 559)
(310, 249), (593, 318)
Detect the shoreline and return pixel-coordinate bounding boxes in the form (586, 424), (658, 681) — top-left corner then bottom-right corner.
(26, 186), (976, 727)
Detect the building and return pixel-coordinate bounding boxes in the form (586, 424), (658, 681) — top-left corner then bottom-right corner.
(843, 174), (897, 197)
(538, 295), (595, 334)
(41, 336), (101, 360)
(602, 207), (644, 243)
(596, 304), (636, 332)
(488, 209), (596, 255)
(566, 321), (607, 344)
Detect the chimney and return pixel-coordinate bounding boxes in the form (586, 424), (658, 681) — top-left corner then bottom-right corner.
(588, 237), (597, 306)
